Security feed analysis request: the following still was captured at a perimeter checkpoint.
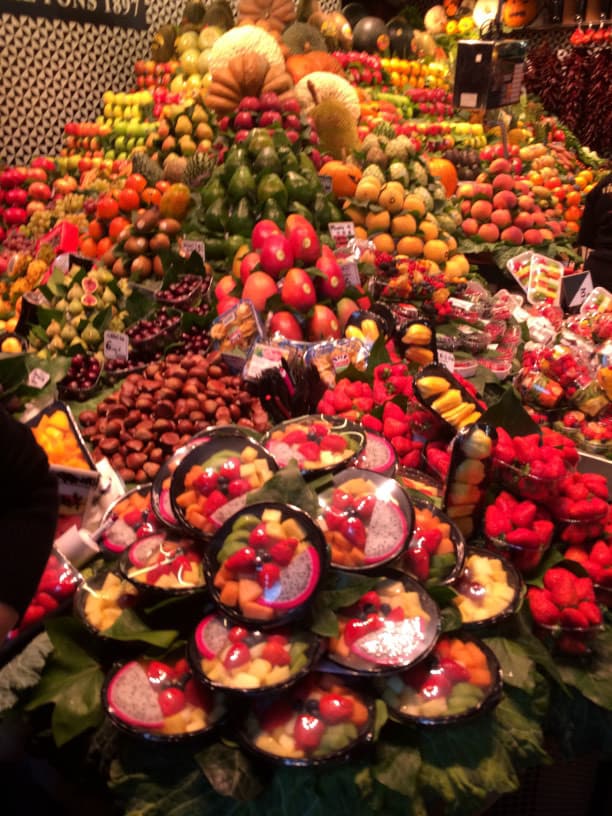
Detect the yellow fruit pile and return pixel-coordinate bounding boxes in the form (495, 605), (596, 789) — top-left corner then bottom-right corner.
(30, 409), (91, 470)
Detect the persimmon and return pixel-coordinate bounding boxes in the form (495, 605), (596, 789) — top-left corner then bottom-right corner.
(124, 173), (147, 193)
(141, 187), (162, 207)
(118, 186), (140, 212)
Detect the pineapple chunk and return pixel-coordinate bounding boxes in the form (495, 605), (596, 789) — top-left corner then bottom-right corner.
(231, 672), (261, 689)
(241, 446), (259, 463)
(281, 518), (305, 540)
(264, 522), (285, 540)
(240, 463), (257, 479)
(249, 658), (273, 680)
(262, 508), (283, 523)
(266, 665), (291, 685)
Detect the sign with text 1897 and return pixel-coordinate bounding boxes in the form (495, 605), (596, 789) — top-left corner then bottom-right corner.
(3, 0), (148, 32)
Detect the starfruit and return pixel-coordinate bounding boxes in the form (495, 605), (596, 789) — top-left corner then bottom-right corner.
(431, 388), (463, 414)
(417, 376), (451, 399)
(441, 401), (476, 426)
(402, 323), (432, 345)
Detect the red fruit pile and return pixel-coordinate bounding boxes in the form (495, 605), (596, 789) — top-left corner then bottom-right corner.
(565, 540), (612, 590)
(528, 567), (602, 634)
(555, 472), (609, 522)
(493, 428), (567, 501)
(9, 550), (80, 635)
(540, 427), (580, 467)
(484, 491), (554, 552)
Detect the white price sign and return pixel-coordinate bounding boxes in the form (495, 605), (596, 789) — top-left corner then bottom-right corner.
(104, 330), (129, 361)
(328, 221), (355, 248)
(181, 239), (206, 261)
(27, 367), (50, 389)
(438, 349), (455, 372)
(340, 260), (360, 287)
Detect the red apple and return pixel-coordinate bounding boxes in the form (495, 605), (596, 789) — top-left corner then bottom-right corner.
(251, 219), (282, 250)
(281, 267), (317, 312)
(315, 254), (346, 299)
(306, 304), (341, 341)
(259, 233), (294, 278)
(286, 220), (320, 265)
(268, 310), (304, 341)
(240, 251), (262, 283)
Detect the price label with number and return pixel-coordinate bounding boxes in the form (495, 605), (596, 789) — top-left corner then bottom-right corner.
(438, 349), (455, 372)
(180, 239), (206, 261)
(340, 260), (361, 287)
(27, 368), (50, 389)
(328, 221), (355, 248)
(104, 330), (129, 361)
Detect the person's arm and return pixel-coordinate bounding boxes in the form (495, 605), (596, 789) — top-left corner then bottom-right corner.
(577, 178), (606, 249)
(0, 408), (59, 642)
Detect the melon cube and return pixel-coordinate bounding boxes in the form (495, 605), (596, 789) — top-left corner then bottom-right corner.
(205, 661), (226, 682)
(240, 463), (257, 479)
(278, 733), (298, 754)
(262, 508), (282, 523)
(264, 522), (285, 540)
(231, 672), (261, 689)
(281, 518), (305, 540)
(320, 450), (335, 465)
(185, 709), (206, 732)
(249, 658), (272, 680)
(256, 734), (281, 754)
(241, 446), (259, 463)
(267, 665), (291, 685)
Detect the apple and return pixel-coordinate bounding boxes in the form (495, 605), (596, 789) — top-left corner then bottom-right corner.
(336, 297), (359, 330)
(242, 271), (279, 311)
(240, 251), (262, 283)
(315, 254), (345, 299)
(215, 275), (238, 301)
(251, 219), (282, 250)
(281, 267), (317, 311)
(306, 304), (341, 341)
(259, 233), (294, 278)
(268, 310), (304, 341)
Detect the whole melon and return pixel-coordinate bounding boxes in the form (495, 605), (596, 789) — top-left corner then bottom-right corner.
(352, 16), (389, 54)
(387, 17), (414, 58)
(342, 2), (367, 28)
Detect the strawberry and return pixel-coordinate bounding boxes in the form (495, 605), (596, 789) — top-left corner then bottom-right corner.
(574, 576), (595, 602)
(249, 524), (273, 548)
(506, 528), (541, 548)
(225, 547), (257, 573)
(362, 414), (383, 433)
(562, 480), (590, 501)
(340, 516), (366, 548)
(383, 401), (409, 421)
(417, 528), (442, 554)
(511, 501), (537, 528)
(577, 600), (602, 626)
(590, 540), (612, 567)
(538, 454), (566, 480)
(319, 693), (354, 724)
(484, 504), (512, 537)
(404, 544), (430, 581)
(581, 473), (609, 500)
(427, 447), (450, 477)
(332, 391), (354, 413)
(532, 520), (554, 547)
(293, 714), (325, 751)
(543, 567), (578, 607)
(383, 417), (410, 439)
(355, 495), (376, 519)
(36, 591), (59, 613)
(438, 658), (470, 684)
(386, 605), (405, 622)
(284, 429), (309, 444)
(560, 607), (590, 628)
(268, 538), (298, 566)
(358, 591), (381, 610)
(564, 546), (589, 566)
(401, 449), (422, 468)
(513, 434), (540, 464)
(496, 491), (518, 515)
(223, 642), (250, 670)
(528, 587), (561, 625)
(261, 640), (291, 667)
(320, 433), (347, 452)
(298, 441), (320, 461)
(353, 396), (374, 413)
(571, 498), (608, 520)
(557, 634), (588, 655)
(257, 562), (280, 589)
(204, 489), (227, 514)
(390, 435), (415, 456)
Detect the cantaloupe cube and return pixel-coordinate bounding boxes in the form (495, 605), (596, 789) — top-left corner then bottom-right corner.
(250, 643), (265, 659)
(469, 667), (492, 687)
(185, 710), (206, 732)
(281, 518), (305, 540)
(214, 564), (231, 589)
(350, 699), (370, 727)
(219, 580), (239, 607)
(241, 600), (275, 621)
(329, 636), (350, 658)
(278, 733), (300, 756)
(256, 734), (282, 754)
(205, 661), (226, 682)
(239, 578), (262, 606)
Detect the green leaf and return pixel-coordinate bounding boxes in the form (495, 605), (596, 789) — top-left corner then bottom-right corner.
(195, 741), (264, 801)
(483, 636), (536, 692)
(511, 608), (564, 686)
(480, 386), (541, 438)
(310, 602), (339, 637)
(374, 699), (388, 740)
(246, 460), (319, 518)
(102, 608), (178, 648)
(319, 572), (381, 611)
(439, 604), (463, 633)
(373, 739), (422, 798)
(524, 546), (565, 587)
(493, 687), (549, 768)
(0, 631), (53, 713)
(25, 617), (104, 746)
(556, 625), (612, 711)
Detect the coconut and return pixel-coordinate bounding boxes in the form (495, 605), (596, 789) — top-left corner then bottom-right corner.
(107, 662), (164, 729)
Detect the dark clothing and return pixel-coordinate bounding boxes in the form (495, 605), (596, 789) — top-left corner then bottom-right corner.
(578, 172), (612, 289)
(0, 407), (58, 616)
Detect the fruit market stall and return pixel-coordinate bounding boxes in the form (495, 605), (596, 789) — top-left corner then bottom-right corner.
(1, 2), (612, 815)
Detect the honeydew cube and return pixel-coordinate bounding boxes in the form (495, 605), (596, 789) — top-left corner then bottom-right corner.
(201, 658), (216, 673)
(281, 518), (306, 540)
(420, 698), (448, 717)
(250, 658), (273, 680)
(240, 463), (257, 479)
(266, 665), (291, 685)
(383, 580), (404, 596)
(241, 446), (259, 463)
(262, 508), (283, 523)
(231, 672), (261, 689)
(320, 450), (335, 465)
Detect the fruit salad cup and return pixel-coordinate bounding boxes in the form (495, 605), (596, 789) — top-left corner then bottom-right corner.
(399, 499), (465, 585)
(452, 548), (522, 628)
(327, 574), (440, 674)
(75, 569), (139, 638)
(239, 672), (374, 766)
(317, 468), (413, 570)
(190, 613), (321, 694)
(103, 654), (225, 742)
(378, 633), (502, 724)
(206, 503), (328, 628)
(120, 533), (206, 595)
(354, 431), (397, 477)
(100, 484), (161, 556)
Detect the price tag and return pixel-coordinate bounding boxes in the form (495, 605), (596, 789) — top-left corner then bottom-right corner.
(339, 260), (361, 287)
(104, 330), (129, 361)
(27, 368), (50, 389)
(320, 175), (333, 194)
(181, 239), (206, 261)
(328, 221), (355, 248)
(243, 342), (286, 381)
(53, 253), (71, 274)
(562, 271), (593, 311)
(438, 350), (455, 372)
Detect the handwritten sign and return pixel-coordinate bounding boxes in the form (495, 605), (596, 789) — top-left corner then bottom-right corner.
(180, 239), (206, 262)
(27, 368), (51, 389)
(103, 330), (129, 360)
(4, 0), (147, 31)
(328, 221), (355, 248)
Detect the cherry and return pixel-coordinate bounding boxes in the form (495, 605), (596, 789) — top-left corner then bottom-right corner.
(158, 686), (186, 716)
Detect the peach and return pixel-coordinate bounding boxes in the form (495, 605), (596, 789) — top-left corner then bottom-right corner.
(539, 228), (554, 241)
(456, 182), (476, 199)
(501, 226), (524, 245)
(546, 221), (562, 236)
(460, 199), (472, 216)
(492, 173), (514, 191)
(470, 200), (493, 222)
(532, 211), (546, 227)
(523, 228), (544, 245)
(477, 222), (500, 242)
(461, 218), (480, 236)
(474, 182), (493, 199)
(514, 211), (534, 231)
(517, 195), (535, 212)
(492, 190), (517, 210)
(513, 180), (531, 195)
(489, 157), (512, 174)
(491, 208), (512, 229)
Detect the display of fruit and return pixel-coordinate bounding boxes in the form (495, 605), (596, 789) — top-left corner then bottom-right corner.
(414, 368), (484, 431)
(134, 59), (179, 92)
(57, 353), (102, 401)
(126, 307), (182, 357)
(122, 533), (205, 591)
(81, 570), (139, 632)
(452, 550), (519, 625)
(111, 207), (184, 281)
(243, 672), (372, 762)
(145, 100), (216, 161)
(193, 613), (316, 690)
(104, 656), (225, 736)
(443, 147), (483, 181)
(210, 505), (325, 623)
(264, 414), (364, 473)
(317, 471), (411, 569)
(328, 576), (438, 671)
(400, 502), (459, 584)
(379, 634), (499, 722)
(492, 428), (568, 503)
(484, 490), (554, 573)
(99, 90), (157, 160)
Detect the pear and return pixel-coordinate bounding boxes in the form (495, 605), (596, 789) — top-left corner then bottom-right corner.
(37, 348), (49, 359)
(94, 267), (114, 285)
(178, 135), (197, 156)
(175, 115), (193, 137)
(191, 104), (208, 124)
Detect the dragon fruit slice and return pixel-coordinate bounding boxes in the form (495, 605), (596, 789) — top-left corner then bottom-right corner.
(356, 433), (397, 475)
(351, 617), (428, 667)
(364, 501), (408, 565)
(263, 547), (321, 610)
(195, 614), (230, 659)
(158, 488), (177, 525)
(128, 534), (168, 567)
(103, 518), (138, 554)
(106, 662), (164, 729)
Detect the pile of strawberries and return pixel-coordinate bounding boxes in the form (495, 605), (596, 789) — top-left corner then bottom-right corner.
(493, 429), (568, 501)
(554, 471), (609, 522)
(528, 566), (603, 654)
(565, 540), (612, 591)
(484, 491), (554, 572)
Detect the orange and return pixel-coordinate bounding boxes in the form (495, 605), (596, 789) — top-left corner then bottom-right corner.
(395, 235), (424, 256)
(419, 219), (439, 242)
(108, 215), (131, 241)
(403, 194), (427, 218)
(96, 236), (114, 258)
(564, 205), (581, 222)
(319, 160), (362, 199)
(391, 213), (417, 236)
(423, 239), (449, 263)
(118, 186), (140, 212)
(365, 210), (391, 233)
(372, 233), (395, 253)
(96, 195), (119, 221)
(141, 187), (162, 207)
(565, 190), (582, 207)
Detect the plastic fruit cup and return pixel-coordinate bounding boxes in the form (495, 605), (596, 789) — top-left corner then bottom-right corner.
(485, 534), (551, 574)
(493, 458), (561, 503)
(534, 621), (603, 656)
